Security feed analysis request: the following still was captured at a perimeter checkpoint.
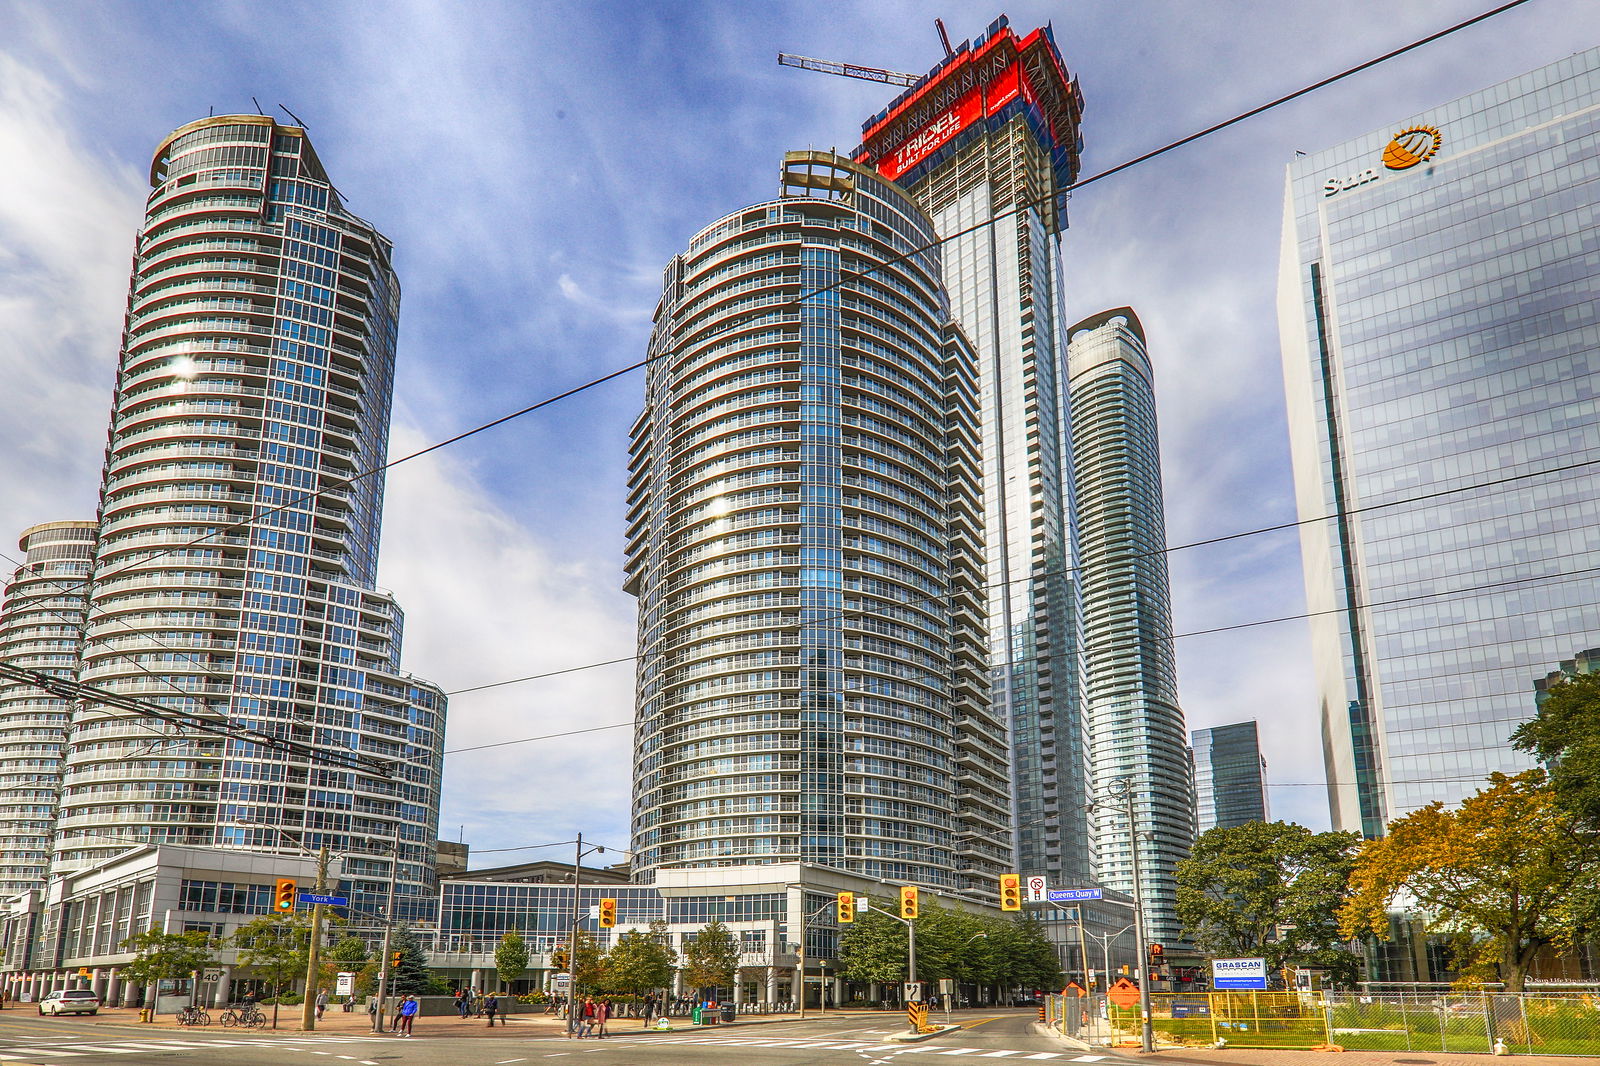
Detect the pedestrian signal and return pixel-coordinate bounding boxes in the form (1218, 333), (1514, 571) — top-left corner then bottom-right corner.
(1149, 943), (1164, 958)
(836, 892), (855, 924)
(999, 873), (1021, 911)
(598, 898), (617, 928)
(391, 951), (402, 970)
(273, 878), (297, 911)
(899, 885), (919, 920)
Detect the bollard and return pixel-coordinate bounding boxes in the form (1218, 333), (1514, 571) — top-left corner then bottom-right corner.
(139, 1007), (153, 1023)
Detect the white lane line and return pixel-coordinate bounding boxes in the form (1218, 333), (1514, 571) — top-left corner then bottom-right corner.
(1024, 1055), (1065, 1061)
(0, 1051), (83, 1058)
(935, 1050), (986, 1056)
(495, 1060), (529, 1064)
(979, 1053), (1023, 1059)
(65, 1049), (147, 1056)
(1072, 1058), (1105, 1063)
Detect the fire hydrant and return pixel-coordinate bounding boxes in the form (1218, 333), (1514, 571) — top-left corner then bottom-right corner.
(139, 1007), (153, 1023)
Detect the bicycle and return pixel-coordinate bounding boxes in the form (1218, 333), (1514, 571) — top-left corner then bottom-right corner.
(177, 1004), (211, 1026)
(220, 1004), (267, 1028)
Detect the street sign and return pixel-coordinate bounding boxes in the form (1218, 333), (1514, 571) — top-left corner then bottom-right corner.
(297, 892), (349, 907)
(1025, 875), (1047, 902)
(555, 973), (572, 990)
(336, 972), (355, 996)
(1212, 958), (1268, 990)
(77, 968), (92, 978)
(1046, 888), (1102, 902)
(202, 968), (224, 983)
(903, 981), (924, 1003)
(857, 897), (870, 912)
(938, 978), (954, 995)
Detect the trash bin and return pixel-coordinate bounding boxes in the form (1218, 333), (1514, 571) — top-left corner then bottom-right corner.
(691, 1005), (702, 1025)
(720, 1005), (736, 1024)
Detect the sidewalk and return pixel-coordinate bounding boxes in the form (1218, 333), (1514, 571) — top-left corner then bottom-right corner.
(19, 1004), (570, 1038)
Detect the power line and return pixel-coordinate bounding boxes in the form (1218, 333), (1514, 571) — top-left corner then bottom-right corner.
(441, 452), (1600, 696)
(442, 551), (1600, 757)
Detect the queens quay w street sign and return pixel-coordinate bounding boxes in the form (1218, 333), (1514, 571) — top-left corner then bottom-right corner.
(1212, 957), (1268, 990)
(1046, 888), (1102, 902)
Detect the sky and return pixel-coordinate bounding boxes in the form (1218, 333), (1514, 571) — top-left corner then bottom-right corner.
(0, 0), (1594, 868)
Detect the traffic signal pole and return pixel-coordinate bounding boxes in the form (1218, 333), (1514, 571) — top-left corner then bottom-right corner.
(371, 819), (402, 1033)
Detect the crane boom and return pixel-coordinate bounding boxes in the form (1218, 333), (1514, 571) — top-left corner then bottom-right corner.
(777, 52), (919, 87)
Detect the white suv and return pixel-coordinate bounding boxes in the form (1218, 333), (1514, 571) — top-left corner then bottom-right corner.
(38, 989), (100, 1016)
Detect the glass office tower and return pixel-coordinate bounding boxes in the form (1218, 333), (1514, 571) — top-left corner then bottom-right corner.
(854, 15), (1093, 886)
(1068, 309), (1189, 943)
(58, 116), (445, 921)
(626, 151), (1006, 895)
(0, 523), (95, 896)
(1279, 49), (1600, 835)
(1191, 721), (1269, 834)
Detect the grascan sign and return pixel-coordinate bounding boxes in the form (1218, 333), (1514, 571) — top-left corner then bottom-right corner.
(1211, 957), (1268, 990)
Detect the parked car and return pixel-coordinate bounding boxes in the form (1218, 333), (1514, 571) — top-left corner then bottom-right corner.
(38, 989), (100, 1016)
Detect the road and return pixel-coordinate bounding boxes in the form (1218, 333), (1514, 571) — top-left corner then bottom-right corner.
(0, 1008), (1113, 1065)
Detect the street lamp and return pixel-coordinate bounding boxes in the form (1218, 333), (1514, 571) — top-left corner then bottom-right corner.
(232, 820), (338, 1032)
(1082, 924), (1134, 993)
(563, 835), (630, 1037)
(1090, 780), (1154, 1053)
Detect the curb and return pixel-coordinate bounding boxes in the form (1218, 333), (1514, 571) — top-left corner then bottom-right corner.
(1033, 1020), (1099, 1052)
(622, 1010), (910, 1036)
(884, 1023), (964, 1043)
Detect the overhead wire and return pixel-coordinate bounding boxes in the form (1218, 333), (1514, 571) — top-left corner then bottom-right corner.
(0, 1), (1542, 771)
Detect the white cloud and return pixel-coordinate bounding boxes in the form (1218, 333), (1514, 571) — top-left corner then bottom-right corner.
(0, 52), (145, 544)
(373, 425), (638, 859)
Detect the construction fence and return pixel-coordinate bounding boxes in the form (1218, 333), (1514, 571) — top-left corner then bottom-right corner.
(1044, 990), (1600, 1056)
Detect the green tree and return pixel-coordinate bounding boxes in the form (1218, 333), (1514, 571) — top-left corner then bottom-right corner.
(601, 921), (678, 995)
(1513, 672), (1600, 825)
(495, 931), (530, 994)
(1340, 771), (1600, 991)
(837, 898), (908, 984)
(118, 928), (219, 1003)
(681, 920), (740, 995)
(985, 914), (1063, 992)
(232, 914), (310, 1026)
(387, 925), (448, 995)
(1176, 820), (1362, 987)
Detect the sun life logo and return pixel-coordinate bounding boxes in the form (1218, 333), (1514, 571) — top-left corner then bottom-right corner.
(1382, 125), (1442, 171)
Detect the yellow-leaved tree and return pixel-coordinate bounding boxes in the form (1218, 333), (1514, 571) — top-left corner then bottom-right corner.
(1339, 770), (1600, 991)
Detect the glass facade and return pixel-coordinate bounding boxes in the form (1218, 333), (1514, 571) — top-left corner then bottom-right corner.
(854, 16), (1093, 888)
(55, 116), (444, 922)
(626, 151), (1002, 895)
(1191, 721), (1269, 834)
(1067, 310), (1190, 944)
(1280, 49), (1600, 834)
(0, 523), (96, 895)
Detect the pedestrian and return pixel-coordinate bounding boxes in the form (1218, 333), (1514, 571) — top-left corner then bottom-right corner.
(472, 987), (484, 1018)
(642, 993), (656, 1029)
(315, 989), (328, 1021)
(398, 994), (419, 1037)
(484, 992), (499, 1027)
(595, 998), (609, 1038)
(367, 997), (377, 1029)
(582, 996), (598, 1038)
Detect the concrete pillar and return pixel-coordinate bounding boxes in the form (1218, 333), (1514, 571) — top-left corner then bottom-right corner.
(212, 967), (232, 1009)
(106, 969), (121, 1007)
(831, 974), (842, 1006)
(732, 969), (743, 1006)
(470, 968), (482, 993)
(145, 981), (157, 1011)
(90, 968), (106, 1000)
(765, 965), (777, 1008)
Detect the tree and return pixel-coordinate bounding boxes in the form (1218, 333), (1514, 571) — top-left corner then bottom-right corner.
(495, 931), (530, 994)
(602, 921), (677, 995)
(119, 928), (218, 1004)
(1513, 672), (1600, 825)
(681, 920), (740, 995)
(986, 914), (1063, 992)
(232, 914), (309, 1027)
(387, 925), (448, 995)
(569, 927), (607, 992)
(838, 899), (909, 985)
(1340, 771), (1600, 991)
(1176, 820), (1362, 987)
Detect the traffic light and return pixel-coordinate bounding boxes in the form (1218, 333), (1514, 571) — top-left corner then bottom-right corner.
(552, 947), (569, 970)
(836, 892), (855, 924)
(273, 878), (297, 912)
(1149, 943), (1164, 959)
(391, 951), (402, 970)
(999, 873), (1021, 911)
(598, 898), (617, 928)
(899, 885), (919, 920)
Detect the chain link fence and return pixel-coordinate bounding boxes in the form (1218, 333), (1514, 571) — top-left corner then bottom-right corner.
(1044, 990), (1600, 1055)
(1326, 991), (1600, 1056)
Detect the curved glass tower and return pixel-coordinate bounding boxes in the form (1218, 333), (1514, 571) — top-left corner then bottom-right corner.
(0, 522), (95, 896)
(1067, 309), (1189, 945)
(58, 115), (444, 922)
(626, 151), (1006, 894)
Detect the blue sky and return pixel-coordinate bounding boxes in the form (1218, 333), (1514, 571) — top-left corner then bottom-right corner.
(1, 0), (1593, 865)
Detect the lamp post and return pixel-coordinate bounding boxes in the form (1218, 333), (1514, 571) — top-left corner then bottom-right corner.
(564, 835), (625, 1037)
(1083, 924), (1134, 992)
(1099, 780), (1154, 1053)
(371, 817), (404, 1034)
(232, 820), (335, 1032)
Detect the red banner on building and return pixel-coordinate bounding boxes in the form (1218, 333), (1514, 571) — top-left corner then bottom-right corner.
(879, 85), (982, 181)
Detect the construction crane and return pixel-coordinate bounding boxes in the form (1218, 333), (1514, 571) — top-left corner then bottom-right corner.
(776, 18), (953, 87)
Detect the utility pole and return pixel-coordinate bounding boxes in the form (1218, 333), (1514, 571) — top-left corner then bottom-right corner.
(370, 819), (402, 1033)
(300, 843), (329, 1030)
